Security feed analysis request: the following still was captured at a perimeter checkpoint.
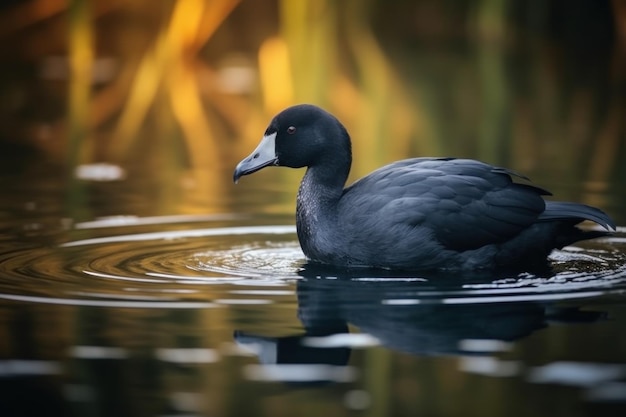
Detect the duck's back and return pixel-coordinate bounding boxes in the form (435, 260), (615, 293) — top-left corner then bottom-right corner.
(339, 158), (544, 244)
(325, 158), (606, 269)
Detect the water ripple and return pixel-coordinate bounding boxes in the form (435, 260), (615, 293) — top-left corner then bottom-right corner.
(0, 218), (625, 308)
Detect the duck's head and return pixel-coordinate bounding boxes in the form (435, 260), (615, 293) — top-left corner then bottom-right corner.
(233, 104), (351, 183)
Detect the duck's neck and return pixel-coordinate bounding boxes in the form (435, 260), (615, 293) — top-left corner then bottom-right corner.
(298, 161), (348, 210)
(295, 149), (351, 258)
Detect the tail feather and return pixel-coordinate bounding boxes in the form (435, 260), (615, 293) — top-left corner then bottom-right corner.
(539, 201), (615, 231)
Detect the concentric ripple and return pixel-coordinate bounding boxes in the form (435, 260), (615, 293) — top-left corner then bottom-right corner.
(64, 225), (303, 282)
(0, 221), (303, 307)
(0, 216), (625, 308)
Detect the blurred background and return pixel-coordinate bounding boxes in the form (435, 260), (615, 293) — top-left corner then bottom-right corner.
(0, 0), (624, 219)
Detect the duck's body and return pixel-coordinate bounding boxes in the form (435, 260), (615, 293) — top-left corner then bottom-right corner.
(234, 105), (614, 271)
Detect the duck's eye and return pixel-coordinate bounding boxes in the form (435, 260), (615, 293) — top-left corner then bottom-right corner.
(287, 126), (296, 134)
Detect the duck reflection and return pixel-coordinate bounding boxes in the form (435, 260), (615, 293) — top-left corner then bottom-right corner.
(235, 264), (606, 383)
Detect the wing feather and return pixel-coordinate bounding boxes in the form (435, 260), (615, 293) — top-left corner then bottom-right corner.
(340, 158), (547, 251)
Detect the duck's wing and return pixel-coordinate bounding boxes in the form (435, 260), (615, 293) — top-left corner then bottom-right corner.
(340, 158), (549, 251)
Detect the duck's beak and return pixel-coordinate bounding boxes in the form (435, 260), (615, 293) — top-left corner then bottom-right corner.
(233, 132), (278, 183)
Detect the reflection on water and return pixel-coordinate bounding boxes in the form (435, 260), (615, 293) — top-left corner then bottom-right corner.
(237, 274), (612, 384)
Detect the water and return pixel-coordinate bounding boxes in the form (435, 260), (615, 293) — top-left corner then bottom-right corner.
(1, 159), (625, 417)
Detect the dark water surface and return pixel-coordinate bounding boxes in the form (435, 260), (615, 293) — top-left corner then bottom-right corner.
(0, 159), (625, 417)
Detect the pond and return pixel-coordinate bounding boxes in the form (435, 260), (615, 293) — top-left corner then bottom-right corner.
(0, 151), (625, 417)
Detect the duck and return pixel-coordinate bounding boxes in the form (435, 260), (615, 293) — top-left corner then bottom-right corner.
(233, 104), (615, 271)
